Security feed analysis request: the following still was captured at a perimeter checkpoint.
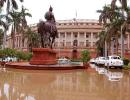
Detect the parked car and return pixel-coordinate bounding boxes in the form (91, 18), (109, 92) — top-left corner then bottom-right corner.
(57, 57), (71, 64)
(104, 55), (124, 69)
(96, 57), (106, 66)
(94, 57), (99, 65)
(2, 56), (17, 62)
(89, 58), (95, 64)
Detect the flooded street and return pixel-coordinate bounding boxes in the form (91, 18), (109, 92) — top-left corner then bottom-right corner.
(0, 65), (130, 100)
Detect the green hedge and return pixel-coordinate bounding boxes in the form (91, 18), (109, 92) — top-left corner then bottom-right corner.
(0, 48), (32, 61)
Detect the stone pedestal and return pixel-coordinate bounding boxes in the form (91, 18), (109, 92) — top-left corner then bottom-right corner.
(29, 48), (57, 65)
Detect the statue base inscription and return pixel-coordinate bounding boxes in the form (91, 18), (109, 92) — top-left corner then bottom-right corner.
(29, 48), (57, 65)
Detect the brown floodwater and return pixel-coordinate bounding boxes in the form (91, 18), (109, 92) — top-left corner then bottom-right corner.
(0, 66), (130, 100)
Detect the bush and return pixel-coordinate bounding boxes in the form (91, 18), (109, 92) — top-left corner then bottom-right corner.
(16, 51), (32, 61)
(123, 58), (130, 65)
(80, 50), (91, 63)
(0, 48), (16, 57)
(0, 48), (32, 61)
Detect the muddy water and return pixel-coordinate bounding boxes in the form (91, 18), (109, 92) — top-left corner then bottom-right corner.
(0, 67), (130, 100)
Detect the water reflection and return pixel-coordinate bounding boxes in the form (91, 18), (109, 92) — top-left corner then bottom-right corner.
(97, 67), (106, 74)
(105, 69), (123, 81)
(0, 67), (130, 100)
(90, 64), (124, 81)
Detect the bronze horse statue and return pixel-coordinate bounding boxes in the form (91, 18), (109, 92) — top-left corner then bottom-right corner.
(37, 20), (58, 48)
(37, 6), (58, 48)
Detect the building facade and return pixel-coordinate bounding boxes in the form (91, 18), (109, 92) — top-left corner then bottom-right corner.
(6, 19), (130, 58)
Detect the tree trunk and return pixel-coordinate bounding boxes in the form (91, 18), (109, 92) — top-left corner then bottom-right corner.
(2, 30), (7, 49)
(121, 25), (124, 58)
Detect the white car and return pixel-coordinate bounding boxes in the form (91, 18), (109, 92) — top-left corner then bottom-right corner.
(57, 57), (71, 64)
(96, 57), (106, 66)
(89, 58), (95, 64)
(2, 57), (17, 62)
(104, 55), (124, 69)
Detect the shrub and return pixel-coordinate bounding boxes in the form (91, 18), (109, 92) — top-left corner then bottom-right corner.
(80, 50), (91, 63)
(123, 58), (130, 66)
(16, 51), (32, 61)
(0, 48), (32, 61)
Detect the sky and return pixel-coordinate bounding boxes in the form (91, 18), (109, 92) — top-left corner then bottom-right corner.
(22, 0), (113, 25)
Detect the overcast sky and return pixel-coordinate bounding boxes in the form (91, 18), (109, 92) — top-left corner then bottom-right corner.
(22, 0), (112, 24)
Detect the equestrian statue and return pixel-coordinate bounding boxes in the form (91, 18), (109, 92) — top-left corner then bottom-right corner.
(37, 6), (58, 48)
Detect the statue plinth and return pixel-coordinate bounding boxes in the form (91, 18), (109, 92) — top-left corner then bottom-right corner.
(29, 48), (57, 65)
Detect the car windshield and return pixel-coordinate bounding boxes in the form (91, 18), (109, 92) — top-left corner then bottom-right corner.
(111, 56), (120, 59)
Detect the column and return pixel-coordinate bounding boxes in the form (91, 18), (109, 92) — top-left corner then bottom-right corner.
(77, 32), (79, 47)
(58, 32), (61, 47)
(90, 32), (93, 47)
(71, 32), (73, 46)
(65, 32), (67, 47)
(84, 32), (86, 47)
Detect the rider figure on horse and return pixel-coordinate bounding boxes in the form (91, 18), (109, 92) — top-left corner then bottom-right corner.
(44, 6), (58, 38)
(45, 6), (56, 24)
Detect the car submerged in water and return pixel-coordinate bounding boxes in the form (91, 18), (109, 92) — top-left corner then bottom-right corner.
(104, 55), (124, 69)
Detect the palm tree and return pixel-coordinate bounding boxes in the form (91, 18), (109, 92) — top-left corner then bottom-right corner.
(9, 6), (31, 49)
(96, 31), (106, 56)
(0, 0), (24, 49)
(24, 28), (40, 52)
(97, 5), (114, 56)
(19, 6), (32, 49)
(0, 7), (12, 49)
(0, 29), (4, 49)
(9, 10), (21, 48)
(0, 7), (8, 30)
(97, 4), (126, 56)
(111, 0), (128, 58)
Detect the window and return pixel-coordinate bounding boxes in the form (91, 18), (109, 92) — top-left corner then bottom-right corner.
(80, 32), (84, 38)
(86, 40), (89, 47)
(93, 32), (98, 38)
(73, 32), (78, 38)
(73, 40), (78, 46)
(86, 34), (89, 38)
(60, 32), (65, 38)
(86, 32), (90, 38)
(79, 42), (84, 47)
(66, 42), (71, 47)
(66, 32), (71, 38)
(69, 23), (72, 25)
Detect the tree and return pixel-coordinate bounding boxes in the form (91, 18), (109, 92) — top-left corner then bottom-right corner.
(8, 6), (31, 49)
(9, 10), (21, 48)
(0, 0), (24, 49)
(0, 7), (9, 31)
(19, 6), (32, 49)
(97, 4), (125, 56)
(97, 5), (113, 56)
(111, 0), (129, 58)
(24, 28), (40, 52)
(96, 31), (106, 56)
(0, 29), (4, 48)
(80, 50), (90, 63)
